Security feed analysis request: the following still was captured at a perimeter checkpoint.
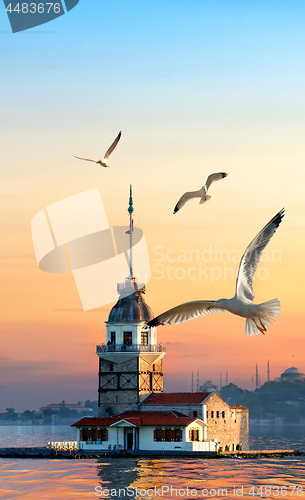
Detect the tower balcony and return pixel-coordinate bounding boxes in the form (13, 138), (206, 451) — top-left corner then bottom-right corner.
(96, 343), (166, 354)
(96, 343), (166, 364)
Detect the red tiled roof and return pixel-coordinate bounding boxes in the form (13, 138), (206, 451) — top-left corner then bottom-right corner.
(72, 411), (202, 427)
(141, 392), (211, 405)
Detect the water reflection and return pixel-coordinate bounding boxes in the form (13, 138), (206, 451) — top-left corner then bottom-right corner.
(0, 456), (305, 500)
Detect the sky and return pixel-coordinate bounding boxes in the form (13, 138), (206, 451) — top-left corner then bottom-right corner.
(1, 1), (305, 411)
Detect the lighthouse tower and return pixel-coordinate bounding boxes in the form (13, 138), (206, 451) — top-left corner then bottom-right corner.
(96, 186), (166, 416)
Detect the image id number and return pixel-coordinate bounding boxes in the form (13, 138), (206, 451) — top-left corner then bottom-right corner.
(6, 3), (62, 14)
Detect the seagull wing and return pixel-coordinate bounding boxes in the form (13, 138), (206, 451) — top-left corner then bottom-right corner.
(104, 131), (122, 159)
(205, 172), (228, 191)
(173, 189), (203, 213)
(236, 208), (285, 302)
(74, 156), (96, 162)
(147, 300), (226, 327)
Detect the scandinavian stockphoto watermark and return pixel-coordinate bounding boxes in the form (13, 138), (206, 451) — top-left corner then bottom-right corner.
(3, 0), (79, 33)
(31, 189), (151, 310)
(152, 245), (281, 283)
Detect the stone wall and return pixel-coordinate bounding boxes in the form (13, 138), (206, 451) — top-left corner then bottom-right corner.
(206, 393), (249, 451)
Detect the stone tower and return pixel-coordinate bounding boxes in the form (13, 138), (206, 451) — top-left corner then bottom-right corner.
(96, 187), (165, 416)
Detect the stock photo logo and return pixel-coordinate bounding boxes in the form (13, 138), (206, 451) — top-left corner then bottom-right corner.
(31, 189), (151, 310)
(3, 0), (79, 33)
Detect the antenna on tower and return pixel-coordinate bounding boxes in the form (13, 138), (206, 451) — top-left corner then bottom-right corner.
(191, 372), (194, 393)
(267, 359), (270, 382)
(127, 184), (134, 279)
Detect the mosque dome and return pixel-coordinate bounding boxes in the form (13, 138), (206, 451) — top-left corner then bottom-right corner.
(108, 289), (154, 323)
(280, 366), (305, 382)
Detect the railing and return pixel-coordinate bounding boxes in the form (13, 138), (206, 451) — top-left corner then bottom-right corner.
(47, 441), (77, 451)
(96, 343), (166, 354)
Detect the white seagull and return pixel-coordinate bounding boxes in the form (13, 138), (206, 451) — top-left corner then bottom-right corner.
(74, 131), (121, 168)
(173, 172), (228, 214)
(148, 208), (285, 336)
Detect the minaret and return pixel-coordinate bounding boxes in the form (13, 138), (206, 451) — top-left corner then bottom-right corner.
(256, 364), (259, 389)
(96, 186), (166, 416)
(267, 360), (270, 382)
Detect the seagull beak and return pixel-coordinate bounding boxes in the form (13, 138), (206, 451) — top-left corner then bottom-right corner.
(207, 304), (214, 310)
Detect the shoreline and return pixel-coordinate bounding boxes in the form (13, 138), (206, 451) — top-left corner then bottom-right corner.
(0, 447), (304, 460)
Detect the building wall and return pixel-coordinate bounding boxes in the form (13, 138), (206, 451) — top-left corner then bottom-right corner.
(98, 357), (139, 416)
(98, 356), (164, 416)
(140, 393), (249, 451)
(76, 422), (216, 452)
(205, 393), (249, 451)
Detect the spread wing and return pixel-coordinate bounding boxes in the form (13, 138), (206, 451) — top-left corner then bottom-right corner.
(205, 172), (228, 191)
(147, 300), (226, 327)
(104, 131), (122, 159)
(74, 156), (96, 162)
(173, 189), (202, 213)
(236, 208), (285, 301)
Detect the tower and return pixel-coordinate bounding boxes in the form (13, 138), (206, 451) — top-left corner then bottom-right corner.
(96, 186), (165, 416)
(267, 359), (270, 382)
(256, 364), (259, 389)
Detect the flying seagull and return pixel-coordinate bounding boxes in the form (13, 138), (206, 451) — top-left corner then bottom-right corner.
(74, 131), (121, 168)
(173, 172), (228, 214)
(148, 208), (285, 336)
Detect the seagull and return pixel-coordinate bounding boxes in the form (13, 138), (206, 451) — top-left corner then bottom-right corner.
(148, 208), (285, 336)
(74, 131), (121, 167)
(173, 172), (228, 214)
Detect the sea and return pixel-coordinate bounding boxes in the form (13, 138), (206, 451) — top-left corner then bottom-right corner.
(0, 425), (304, 499)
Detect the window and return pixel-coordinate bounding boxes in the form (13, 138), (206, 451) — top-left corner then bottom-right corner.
(211, 411), (214, 418)
(165, 428), (172, 442)
(193, 411), (197, 417)
(206, 411), (208, 418)
(155, 428), (162, 441)
(100, 428), (107, 441)
(216, 411), (219, 418)
(110, 364), (113, 372)
(175, 429), (182, 442)
(81, 428), (88, 441)
(152, 364), (155, 372)
(141, 331), (148, 345)
(91, 429), (97, 441)
(124, 332), (132, 345)
(111, 332), (116, 344)
(222, 411), (225, 418)
(189, 429), (199, 441)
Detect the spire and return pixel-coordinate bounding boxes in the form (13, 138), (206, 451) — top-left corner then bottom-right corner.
(128, 185), (134, 279)
(256, 364), (259, 389)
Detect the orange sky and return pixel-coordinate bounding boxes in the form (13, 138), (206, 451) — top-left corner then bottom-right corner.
(1, 2), (305, 411)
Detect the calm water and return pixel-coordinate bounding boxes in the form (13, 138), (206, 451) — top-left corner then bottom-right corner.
(0, 426), (305, 499)
(0, 457), (304, 499)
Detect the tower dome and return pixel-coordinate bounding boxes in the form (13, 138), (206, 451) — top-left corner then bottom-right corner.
(108, 285), (154, 323)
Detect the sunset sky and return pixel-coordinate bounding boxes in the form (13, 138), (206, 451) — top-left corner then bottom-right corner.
(1, 1), (305, 411)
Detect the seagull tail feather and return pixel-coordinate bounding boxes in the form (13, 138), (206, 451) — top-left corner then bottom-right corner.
(199, 194), (211, 204)
(245, 299), (281, 336)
